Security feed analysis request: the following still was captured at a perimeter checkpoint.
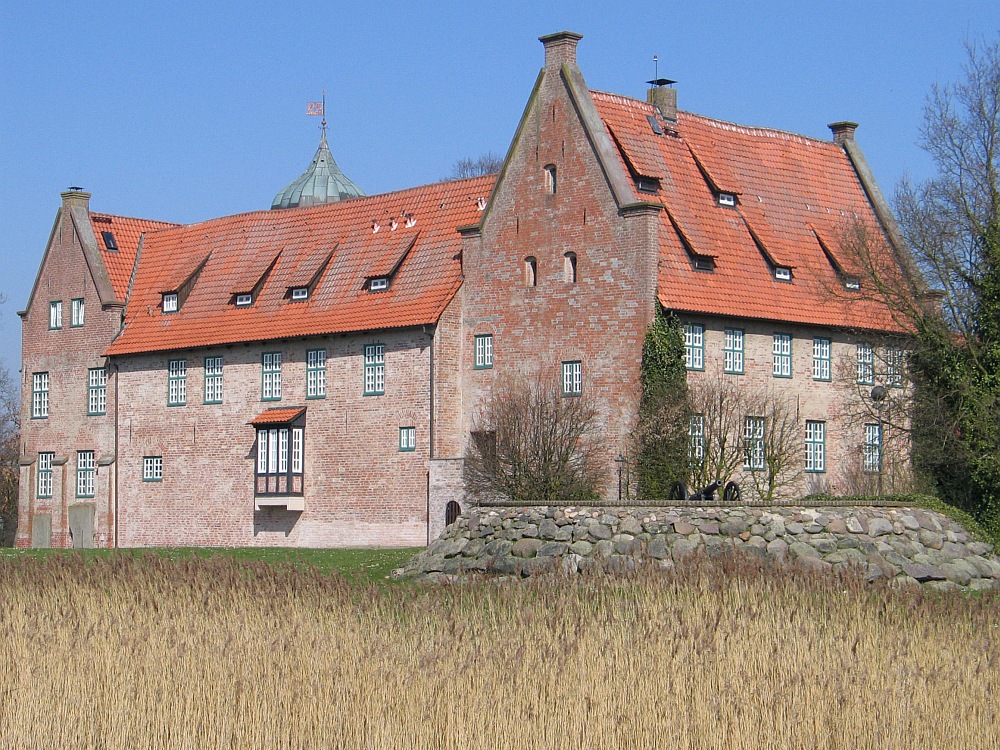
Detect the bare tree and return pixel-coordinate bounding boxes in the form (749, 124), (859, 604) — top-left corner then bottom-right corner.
(0, 361), (18, 545)
(449, 152), (504, 179)
(464, 376), (605, 505)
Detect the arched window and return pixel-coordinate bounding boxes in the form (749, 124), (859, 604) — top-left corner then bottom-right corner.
(525, 256), (537, 287)
(564, 252), (577, 283)
(544, 164), (557, 194)
(445, 501), (461, 526)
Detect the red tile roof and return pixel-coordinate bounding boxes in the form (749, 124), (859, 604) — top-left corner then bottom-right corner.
(106, 176), (493, 356)
(250, 407), (306, 425)
(89, 214), (180, 301)
(592, 92), (911, 333)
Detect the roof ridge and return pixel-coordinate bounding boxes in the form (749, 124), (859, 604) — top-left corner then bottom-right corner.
(90, 212), (182, 228)
(678, 111), (838, 147)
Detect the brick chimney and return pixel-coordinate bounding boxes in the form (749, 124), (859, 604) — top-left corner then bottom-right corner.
(539, 31), (583, 69)
(648, 86), (678, 123)
(61, 187), (91, 210)
(828, 121), (859, 145)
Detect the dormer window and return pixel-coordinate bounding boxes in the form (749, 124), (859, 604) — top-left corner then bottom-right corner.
(717, 193), (736, 207)
(544, 165), (557, 194)
(774, 267), (792, 282)
(291, 287), (309, 301)
(236, 294), (253, 307)
(693, 258), (715, 272)
(162, 293), (178, 313)
(369, 277), (389, 292)
(844, 277), (861, 291)
(636, 178), (660, 194)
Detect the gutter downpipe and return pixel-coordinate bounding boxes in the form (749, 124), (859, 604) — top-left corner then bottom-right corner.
(112, 358), (119, 549)
(427, 325), (434, 546)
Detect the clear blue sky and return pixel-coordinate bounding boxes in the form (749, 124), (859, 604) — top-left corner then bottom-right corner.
(1, 1), (998, 377)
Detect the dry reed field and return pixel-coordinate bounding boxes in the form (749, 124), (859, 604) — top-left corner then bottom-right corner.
(0, 553), (996, 750)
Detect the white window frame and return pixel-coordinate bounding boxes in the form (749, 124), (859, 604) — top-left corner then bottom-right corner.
(717, 192), (736, 207)
(805, 421), (826, 473)
(744, 416), (766, 471)
(291, 287), (309, 301)
(474, 334), (493, 369)
(684, 324), (704, 371)
(37, 453), (53, 498)
(724, 328), (744, 374)
(857, 343), (874, 385)
(204, 356), (223, 404)
(162, 293), (179, 313)
(262, 352), (282, 401)
(774, 267), (792, 282)
(863, 423), (882, 473)
(812, 338), (831, 381)
(561, 360), (582, 396)
(256, 427), (304, 482)
(887, 348), (905, 387)
(71, 298), (85, 327)
(32, 372), (49, 419)
(87, 367), (107, 415)
(168, 359), (187, 406)
(399, 426), (416, 451)
(772, 334), (792, 378)
(143, 456), (163, 482)
(76, 450), (96, 498)
(235, 293), (253, 307)
(306, 349), (326, 399)
(369, 278), (388, 292)
(364, 344), (385, 395)
(689, 414), (705, 465)
(49, 301), (62, 329)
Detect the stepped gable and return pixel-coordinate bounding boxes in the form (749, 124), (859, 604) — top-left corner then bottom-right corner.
(105, 175), (494, 356)
(591, 91), (909, 333)
(88, 213), (180, 300)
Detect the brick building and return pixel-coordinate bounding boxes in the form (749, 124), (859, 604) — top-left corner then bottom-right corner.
(17, 32), (922, 548)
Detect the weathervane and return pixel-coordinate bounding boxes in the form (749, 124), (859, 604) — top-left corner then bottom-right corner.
(306, 90), (327, 134)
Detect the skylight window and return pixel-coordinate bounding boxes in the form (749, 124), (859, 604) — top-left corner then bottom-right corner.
(717, 193), (736, 207)
(291, 287), (309, 301)
(774, 267), (792, 282)
(162, 293), (178, 313)
(236, 294), (253, 307)
(101, 231), (119, 252)
(369, 278), (388, 292)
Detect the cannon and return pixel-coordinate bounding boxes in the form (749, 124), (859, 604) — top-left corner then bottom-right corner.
(668, 480), (741, 504)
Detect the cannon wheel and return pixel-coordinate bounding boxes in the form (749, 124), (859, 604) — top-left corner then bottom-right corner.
(723, 481), (741, 503)
(669, 481), (687, 502)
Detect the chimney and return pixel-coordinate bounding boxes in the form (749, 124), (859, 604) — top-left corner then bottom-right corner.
(539, 31), (583, 69)
(828, 121), (859, 145)
(61, 187), (91, 211)
(648, 85), (678, 123)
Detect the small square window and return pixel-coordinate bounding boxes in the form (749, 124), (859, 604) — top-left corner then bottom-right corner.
(561, 360), (582, 396)
(143, 456), (163, 482)
(844, 277), (861, 291)
(399, 427), (416, 451)
(774, 267), (792, 282)
(369, 278), (388, 292)
(718, 193), (736, 207)
(71, 298), (85, 327)
(291, 287), (309, 301)
(163, 293), (178, 313)
(474, 334), (493, 369)
(235, 294), (253, 307)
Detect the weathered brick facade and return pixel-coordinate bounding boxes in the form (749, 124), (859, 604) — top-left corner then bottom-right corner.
(18, 32), (919, 548)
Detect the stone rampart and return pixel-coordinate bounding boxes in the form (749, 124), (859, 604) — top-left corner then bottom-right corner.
(397, 505), (1000, 591)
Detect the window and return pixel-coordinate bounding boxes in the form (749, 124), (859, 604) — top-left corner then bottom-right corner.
(525, 257), (537, 287)
(812, 338), (831, 381)
(399, 427), (416, 451)
(369, 278), (388, 292)
(236, 294), (253, 307)
(306, 349), (326, 399)
(744, 417), (766, 471)
(689, 414), (705, 466)
(143, 456), (163, 482)
(718, 192), (736, 207)
(684, 324), (704, 370)
(564, 252), (577, 283)
(474, 334), (493, 369)
(71, 298), (85, 327)
(87, 368), (107, 415)
(37, 453), (53, 498)
(204, 356), (223, 404)
(76, 451), (95, 498)
(723, 328), (744, 374)
(805, 421), (826, 473)
(291, 287), (309, 301)
(167, 359), (187, 406)
(887, 348), (905, 387)
(562, 360), (582, 396)
(256, 426), (304, 496)
(772, 334), (792, 378)
(774, 267), (792, 282)
(32, 372), (49, 419)
(863, 423), (882, 473)
(101, 231), (118, 251)
(364, 344), (385, 395)
(49, 301), (62, 330)
(162, 293), (178, 313)
(544, 164), (557, 194)
(262, 353), (282, 401)
(693, 257), (715, 272)
(857, 343), (874, 385)
(844, 277), (861, 291)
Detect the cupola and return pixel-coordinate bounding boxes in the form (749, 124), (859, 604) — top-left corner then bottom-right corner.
(271, 130), (364, 210)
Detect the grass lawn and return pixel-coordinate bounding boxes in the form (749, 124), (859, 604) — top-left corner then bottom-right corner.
(0, 545), (421, 584)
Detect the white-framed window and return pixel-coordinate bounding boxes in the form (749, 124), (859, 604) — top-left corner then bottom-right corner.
(772, 333), (792, 378)
(307, 349), (326, 399)
(562, 360), (582, 396)
(812, 338), (831, 381)
(262, 352), (282, 401)
(399, 426), (416, 451)
(204, 356), (223, 404)
(71, 298), (85, 327)
(863, 424), (882, 473)
(774, 267), (792, 282)
(684, 324), (704, 370)
(256, 426), (304, 495)
(162, 293), (178, 313)
(236, 293), (253, 307)
(689, 414), (705, 465)
(37, 453), (53, 498)
(857, 343), (874, 385)
(364, 344), (385, 395)
(369, 278), (389, 292)
(805, 421), (826, 473)
(32, 372), (49, 419)
(143, 456), (163, 482)
(49, 301), (62, 329)
(167, 359), (187, 406)
(724, 328), (744, 374)
(744, 416), (766, 471)
(717, 192), (736, 207)
(291, 287), (309, 301)
(887, 348), (905, 387)
(87, 368), (107, 415)
(474, 334), (493, 369)
(76, 450), (95, 498)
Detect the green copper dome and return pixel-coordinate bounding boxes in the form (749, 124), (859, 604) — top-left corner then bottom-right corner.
(271, 131), (364, 210)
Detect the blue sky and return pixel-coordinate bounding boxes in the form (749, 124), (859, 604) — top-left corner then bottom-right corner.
(1, 1), (998, 376)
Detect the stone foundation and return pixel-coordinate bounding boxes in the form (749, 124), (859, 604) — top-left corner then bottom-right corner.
(397, 505), (1000, 591)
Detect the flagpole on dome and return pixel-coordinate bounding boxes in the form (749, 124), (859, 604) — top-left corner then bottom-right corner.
(306, 92), (327, 136)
